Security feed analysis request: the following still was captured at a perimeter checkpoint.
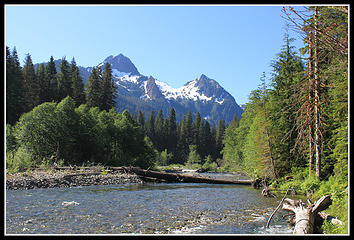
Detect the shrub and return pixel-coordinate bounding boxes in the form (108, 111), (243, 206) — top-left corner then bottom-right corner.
(7, 146), (33, 173)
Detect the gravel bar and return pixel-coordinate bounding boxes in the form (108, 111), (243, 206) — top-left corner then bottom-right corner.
(6, 169), (143, 190)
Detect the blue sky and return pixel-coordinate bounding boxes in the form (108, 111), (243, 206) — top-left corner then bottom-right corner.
(5, 5), (305, 105)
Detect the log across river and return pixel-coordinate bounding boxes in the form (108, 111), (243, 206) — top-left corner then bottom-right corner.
(51, 166), (258, 187)
(119, 166), (255, 186)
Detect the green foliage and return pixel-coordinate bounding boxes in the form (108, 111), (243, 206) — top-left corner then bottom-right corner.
(6, 146), (32, 173)
(6, 124), (17, 153)
(6, 47), (25, 125)
(322, 219), (348, 234)
(15, 101), (58, 166)
(156, 149), (173, 166)
(187, 145), (201, 165)
(22, 54), (40, 112)
(70, 58), (86, 107)
(7, 97), (157, 171)
(57, 57), (72, 101)
(85, 67), (102, 108)
(201, 155), (218, 172)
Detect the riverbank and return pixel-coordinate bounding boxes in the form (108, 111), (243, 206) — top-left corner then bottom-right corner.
(6, 168), (143, 190)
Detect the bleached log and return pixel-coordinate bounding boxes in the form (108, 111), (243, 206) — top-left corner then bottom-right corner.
(282, 195), (332, 234)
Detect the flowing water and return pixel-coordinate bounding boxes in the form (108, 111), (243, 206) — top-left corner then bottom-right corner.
(6, 173), (293, 235)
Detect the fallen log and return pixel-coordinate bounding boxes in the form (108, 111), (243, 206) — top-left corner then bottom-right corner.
(282, 195), (332, 234)
(122, 166), (254, 185)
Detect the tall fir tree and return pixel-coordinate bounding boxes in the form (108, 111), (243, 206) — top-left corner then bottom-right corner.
(6, 46), (25, 124)
(167, 108), (178, 159)
(216, 119), (226, 159)
(137, 110), (145, 134)
(36, 63), (50, 104)
(200, 121), (213, 160)
(85, 67), (102, 108)
(22, 54), (40, 112)
(70, 58), (85, 107)
(183, 110), (194, 147)
(146, 110), (156, 144)
(154, 110), (165, 151)
(57, 57), (72, 101)
(193, 112), (202, 155)
(47, 56), (58, 102)
(101, 62), (116, 111)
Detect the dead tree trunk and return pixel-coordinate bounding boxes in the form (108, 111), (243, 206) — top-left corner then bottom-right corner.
(282, 195), (332, 234)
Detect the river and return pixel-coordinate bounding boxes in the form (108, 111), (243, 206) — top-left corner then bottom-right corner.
(6, 173), (293, 235)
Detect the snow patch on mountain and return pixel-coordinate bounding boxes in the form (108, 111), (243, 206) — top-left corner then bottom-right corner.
(155, 79), (215, 102)
(112, 69), (131, 78)
(142, 80), (151, 99)
(215, 98), (224, 104)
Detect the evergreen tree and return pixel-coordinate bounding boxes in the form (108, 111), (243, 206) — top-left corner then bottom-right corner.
(57, 57), (72, 101)
(216, 119), (226, 159)
(198, 118), (205, 158)
(70, 58), (85, 107)
(268, 36), (305, 175)
(85, 67), (102, 108)
(210, 124), (217, 161)
(101, 62), (116, 111)
(167, 108), (178, 156)
(47, 56), (58, 102)
(6, 47), (25, 124)
(154, 110), (165, 151)
(193, 112), (202, 146)
(137, 110), (145, 134)
(163, 118), (169, 152)
(146, 110), (155, 144)
(184, 110), (194, 147)
(200, 121), (213, 160)
(22, 54), (40, 112)
(228, 114), (240, 129)
(36, 63), (50, 104)
(175, 114), (188, 164)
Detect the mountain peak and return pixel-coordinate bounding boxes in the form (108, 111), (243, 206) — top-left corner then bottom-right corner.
(198, 74), (210, 81)
(102, 54), (140, 76)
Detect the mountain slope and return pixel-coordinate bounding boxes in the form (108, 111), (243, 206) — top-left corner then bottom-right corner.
(35, 54), (243, 125)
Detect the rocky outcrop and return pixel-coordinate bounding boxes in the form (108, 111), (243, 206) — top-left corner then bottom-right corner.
(145, 76), (164, 100)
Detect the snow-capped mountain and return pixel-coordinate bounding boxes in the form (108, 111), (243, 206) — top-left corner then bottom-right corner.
(37, 54), (243, 125)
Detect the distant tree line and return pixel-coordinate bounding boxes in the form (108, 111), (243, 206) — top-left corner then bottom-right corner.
(135, 108), (239, 166)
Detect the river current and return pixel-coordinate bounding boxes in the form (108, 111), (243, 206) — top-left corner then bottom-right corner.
(6, 173), (293, 235)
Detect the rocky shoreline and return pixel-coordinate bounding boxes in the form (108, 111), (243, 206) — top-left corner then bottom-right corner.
(6, 169), (143, 190)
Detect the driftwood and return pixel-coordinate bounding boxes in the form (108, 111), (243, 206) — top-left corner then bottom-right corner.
(282, 195), (332, 234)
(122, 166), (254, 185)
(266, 184), (292, 229)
